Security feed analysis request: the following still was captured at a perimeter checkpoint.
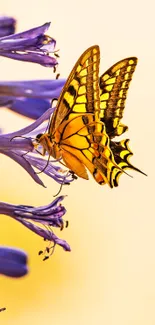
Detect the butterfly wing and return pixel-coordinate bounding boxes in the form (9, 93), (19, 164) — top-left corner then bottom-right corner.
(59, 114), (126, 187)
(99, 57), (137, 138)
(50, 45), (101, 134)
(109, 139), (147, 186)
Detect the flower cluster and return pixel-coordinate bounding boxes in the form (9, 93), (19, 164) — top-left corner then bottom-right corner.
(0, 16), (73, 278)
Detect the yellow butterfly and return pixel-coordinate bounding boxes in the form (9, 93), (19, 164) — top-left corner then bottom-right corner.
(35, 46), (145, 187)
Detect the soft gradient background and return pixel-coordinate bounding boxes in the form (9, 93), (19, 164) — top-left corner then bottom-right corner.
(0, 0), (154, 324)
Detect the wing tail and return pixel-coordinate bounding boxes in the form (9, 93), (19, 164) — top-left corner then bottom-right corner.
(109, 139), (147, 186)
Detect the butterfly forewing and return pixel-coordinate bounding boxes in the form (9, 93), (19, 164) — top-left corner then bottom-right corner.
(99, 57), (137, 138)
(50, 45), (101, 134)
(49, 45), (115, 182)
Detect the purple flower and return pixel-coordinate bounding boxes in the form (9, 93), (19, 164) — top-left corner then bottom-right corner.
(0, 107), (74, 187)
(0, 22), (57, 67)
(0, 16), (16, 37)
(0, 79), (65, 119)
(0, 196), (71, 259)
(0, 97), (51, 119)
(0, 246), (28, 277)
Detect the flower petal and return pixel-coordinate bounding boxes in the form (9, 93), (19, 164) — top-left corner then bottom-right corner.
(0, 16), (16, 28)
(0, 136), (33, 151)
(0, 246), (28, 277)
(14, 195), (66, 226)
(5, 106), (54, 137)
(16, 219), (71, 251)
(0, 149), (45, 187)
(0, 52), (58, 67)
(9, 98), (51, 119)
(25, 154), (73, 185)
(0, 22), (51, 40)
(0, 79), (65, 119)
(0, 198), (71, 256)
(0, 16), (16, 37)
(0, 79), (65, 98)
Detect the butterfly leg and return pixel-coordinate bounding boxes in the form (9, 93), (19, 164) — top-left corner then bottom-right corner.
(35, 152), (51, 174)
(33, 145), (47, 156)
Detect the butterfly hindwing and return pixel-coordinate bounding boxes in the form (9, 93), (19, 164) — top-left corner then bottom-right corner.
(99, 57), (137, 138)
(59, 114), (126, 187)
(109, 139), (146, 186)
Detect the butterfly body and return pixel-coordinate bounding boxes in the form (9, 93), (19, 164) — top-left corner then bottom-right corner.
(35, 46), (146, 187)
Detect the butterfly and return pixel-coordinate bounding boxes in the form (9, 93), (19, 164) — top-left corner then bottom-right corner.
(35, 45), (145, 187)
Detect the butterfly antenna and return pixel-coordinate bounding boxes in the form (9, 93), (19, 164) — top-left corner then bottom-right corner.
(10, 135), (35, 157)
(10, 135), (35, 142)
(21, 151), (30, 157)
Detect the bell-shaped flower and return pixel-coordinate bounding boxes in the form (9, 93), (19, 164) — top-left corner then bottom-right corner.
(0, 22), (57, 67)
(0, 196), (71, 259)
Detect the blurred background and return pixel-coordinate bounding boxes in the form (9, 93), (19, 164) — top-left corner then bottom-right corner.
(0, 0), (154, 324)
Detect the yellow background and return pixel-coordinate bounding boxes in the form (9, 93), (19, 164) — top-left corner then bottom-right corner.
(0, 0), (154, 324)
